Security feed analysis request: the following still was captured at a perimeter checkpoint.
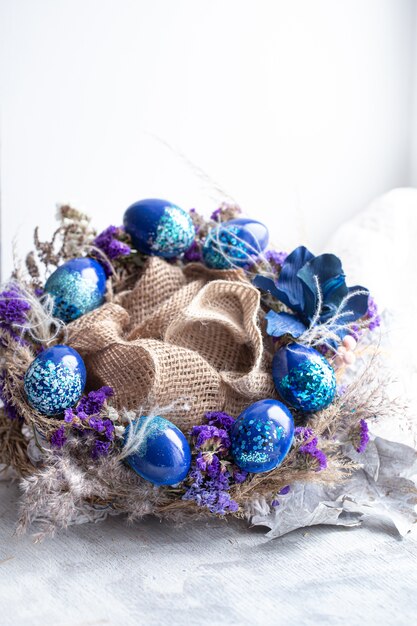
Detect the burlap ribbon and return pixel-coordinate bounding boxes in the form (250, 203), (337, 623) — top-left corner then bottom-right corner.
(67, 258), (277, 429)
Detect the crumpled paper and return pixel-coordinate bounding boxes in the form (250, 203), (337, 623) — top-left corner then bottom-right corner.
(248, 436), (417, 538)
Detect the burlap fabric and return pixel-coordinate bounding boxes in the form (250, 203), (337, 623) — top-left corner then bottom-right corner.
(66, 257), (277, 430)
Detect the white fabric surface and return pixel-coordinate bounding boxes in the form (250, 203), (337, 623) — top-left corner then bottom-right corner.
(1, 188), (417, 625)
(0, 481), (416, 626)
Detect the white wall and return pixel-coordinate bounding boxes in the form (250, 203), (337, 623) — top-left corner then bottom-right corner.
(0, 0), (416, 279)
(411, 3), (417, 186)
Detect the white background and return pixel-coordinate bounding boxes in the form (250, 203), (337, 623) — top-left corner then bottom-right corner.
(0, 0), (416, 279)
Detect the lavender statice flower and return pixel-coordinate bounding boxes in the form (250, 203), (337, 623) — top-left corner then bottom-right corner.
(295, 427), (327, 471)
(0, 374), (19, 420)
(351, 419), (370, 453)
(190, 423), (230, 455)
(264, 249), (288, 269)
(183, 461), (239, 515)
(183, 410), (246, 515)
(92, 226), (131, 276)
(56, 386), (115, 456)
(77, 386), (114, 416)
(210, 207), (223, 222)
(366, 296), (381, 332)
(271, 486), (291, 507)
(50, 425), (67, 449)
(0, 285), (31, 343)
(91, 439), (111, 459)
(205, 411), (236, 430)
(183, 240), (202, 262)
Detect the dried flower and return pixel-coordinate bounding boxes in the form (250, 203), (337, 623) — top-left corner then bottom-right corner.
(366, 296), (381, 332)
(351, 419), (370, 453)
(294, 427), (327, 471)
(0, 285), (31, 343)
(183, 411), (246, 515)
(92, 225), (131, 276)
(190, 423), (230, 455)
(77, 386), (114, 416)
(0, 374), (20, 420)
(205, 411), (236, 430)
(56, 386), (115, 456)
(91, 439), (111, 459)
(183, 240), (202, 262)
(264, 249), (288, 268)
(50, 426), (67, 449)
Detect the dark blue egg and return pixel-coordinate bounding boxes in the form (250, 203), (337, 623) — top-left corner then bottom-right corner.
(202, 218), (269, 269)
(123, 198), (195, 258)
(45, 257), (107, 323)
(24, 345), (86, 416)
(272, 343), (336, 413)
(124, 415), (191, 485)
(230, 399), (294, 473)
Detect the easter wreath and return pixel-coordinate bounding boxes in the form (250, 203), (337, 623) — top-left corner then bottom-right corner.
(0, 200), (416, 539)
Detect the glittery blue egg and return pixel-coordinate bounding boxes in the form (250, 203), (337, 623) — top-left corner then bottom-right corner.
(24, 345), (86, 416)
(124, 415), (191, 486)
(123, 198), (195, 258)
(272, 343), (336, 413)
(230, 399), (295, 473)
(45, 257), (107, 323)
(202, 218), (269, 269)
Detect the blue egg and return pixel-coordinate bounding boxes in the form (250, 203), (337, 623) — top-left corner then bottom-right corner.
(124, 415), (191, 486)
(24, 345), (86, 416)
(202, 218), (269, 269)
(230, 399), (294, 473)
(123, 198), (195, 258)
(45, 257), (107, 323)
(272, 343), (336, 413)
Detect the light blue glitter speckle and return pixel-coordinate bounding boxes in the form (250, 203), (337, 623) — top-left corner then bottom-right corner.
(24, 357), (84, 416)
(45, 258), (106, 323)
(203, 224), (249, 269)
(278, 359), (336, 413)
(152, 207), (195, 257)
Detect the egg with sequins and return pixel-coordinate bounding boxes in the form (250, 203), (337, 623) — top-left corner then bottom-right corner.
(45, 257), (107, 323)
(272, 343), (336, 413)
(123, 198), (195, 258)
(202, 218), (269, 269)
(24, 345), (86, 416)
(230, 399), (295, 473)
(124, 415), (191, 485)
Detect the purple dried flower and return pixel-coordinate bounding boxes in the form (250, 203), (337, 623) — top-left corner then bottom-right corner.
(366, 296), (381, 332)
(64, 408), (76, 423)
(265, 250), (288, 268)
(295, 427), (327, 471)
(89, 417), (105, 432)
(0, 374), (20, 420)
(77, 386), (114, 417)
(233, 467), (248, 483)
(93, 226), (131, 260)
(50, 425), (67, 449)
(210, 207), (223, 222)
(92, 225), (131, 277)
(352, 419), (370, 453)
(183, 240), (202, 262)
(191, 424), (230, 454)
(91, 439), (111, 459)
(183, 455), (239, 515)
(205, 411), (236, 430)
(184, 411), (247, 515)
(0, 285), (31, 343)
(279, 485), (290, 495)
(57, 387), (115, 460)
